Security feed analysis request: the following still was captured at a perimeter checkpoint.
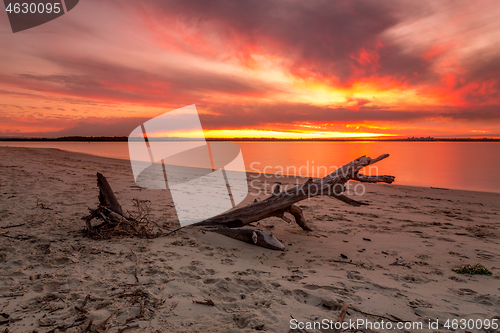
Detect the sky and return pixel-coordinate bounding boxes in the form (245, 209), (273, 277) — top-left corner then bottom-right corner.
(1, 0), (499, 139)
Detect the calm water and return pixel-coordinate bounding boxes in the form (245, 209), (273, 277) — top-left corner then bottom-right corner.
(1, 141), (499, 193)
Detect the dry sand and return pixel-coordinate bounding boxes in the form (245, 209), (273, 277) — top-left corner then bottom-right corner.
(0, 146), (499, 332)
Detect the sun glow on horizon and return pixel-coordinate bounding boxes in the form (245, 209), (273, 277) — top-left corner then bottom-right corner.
(155, 129), (398, 139)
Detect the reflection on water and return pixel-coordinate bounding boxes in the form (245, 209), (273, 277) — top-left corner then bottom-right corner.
(1, 141), (499, 193)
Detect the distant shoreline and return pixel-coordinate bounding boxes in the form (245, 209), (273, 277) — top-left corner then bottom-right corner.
(1, 136), (499, 142)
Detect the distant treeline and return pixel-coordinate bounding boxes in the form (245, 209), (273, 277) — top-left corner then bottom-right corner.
(0, 136), (130, 142)
(0, 136), (499, 142)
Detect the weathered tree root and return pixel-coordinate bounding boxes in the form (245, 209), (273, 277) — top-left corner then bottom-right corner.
(84, 173), (160, 239)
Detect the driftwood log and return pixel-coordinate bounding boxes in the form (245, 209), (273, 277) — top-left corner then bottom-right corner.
(193, 154), (394, 249)
(84, 173), (160, 238)
(85, 154), (394, 250)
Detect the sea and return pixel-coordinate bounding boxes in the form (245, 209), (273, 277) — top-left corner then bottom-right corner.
(1, 141), (499, 193)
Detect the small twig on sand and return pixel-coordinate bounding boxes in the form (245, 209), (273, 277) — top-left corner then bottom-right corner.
(387, 313), (405, 322)
(1, 223), (25, 229)
(125, 300), (145, 324)
(170, 300), (179, 311)
(118, 282), (155, 287)
(81, 320), (93, 332)
(96, 312), (115, 331)
(192, 299), (215, 306)
(330, 259), (371, 268)
(75, 294), (90, 313)
(1, 301), (9, 311)
(163, 226), (184, 236)
(330, 303), (350, 333)
(130, 245), (140, 283)
(330, 259), (358, 265)
(0, 232), (33, 241)
(337, 303), (349, 322)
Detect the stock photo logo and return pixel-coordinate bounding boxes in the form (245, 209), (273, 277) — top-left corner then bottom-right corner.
(128, 105), (248, 227)
(4, 0), (79, 33)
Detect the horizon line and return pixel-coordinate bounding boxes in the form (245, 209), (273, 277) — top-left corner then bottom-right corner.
(1, 136), (500, 142)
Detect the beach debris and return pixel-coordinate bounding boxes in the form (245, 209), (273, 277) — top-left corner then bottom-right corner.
(336, 303), (349, 324)
(170, 300), (180, 311)
(409, 299), (433, 308)
(340, 254), (348, 259)
(391, 258), (412, 268)
(0, 313), (21, 325)
(0, 232), (34, 241)
(201, 226), (286, 251)
(35, 196), (53, 210)
(95, 311), (115, 331)
(83, 173), (162, 239)
(130, 245), (140, 283)
(350, 307), (410, 323)
(0, 223), (25, 229)
(362, 237), (371, 241)
(117, 288), (164, 324)
(192, 299), (215, 306)
(330, 259), (370, 268)
(449, 251), (469, 258)
(291, 303), (349, 333)
(453, 263), (492, 275)
(387, 313), (405, 322)
(347, 271), (363, 280)
(75, 294), (90, 313)
(82, 320), (93, 332)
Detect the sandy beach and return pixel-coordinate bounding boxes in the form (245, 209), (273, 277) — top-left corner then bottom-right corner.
(1, 146), (499, 332)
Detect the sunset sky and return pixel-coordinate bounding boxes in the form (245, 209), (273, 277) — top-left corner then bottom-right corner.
(1, 0), (499, 138)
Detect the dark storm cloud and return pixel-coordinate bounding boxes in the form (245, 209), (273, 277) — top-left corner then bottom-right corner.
(198, 103), (500, 129)
(198, 103), (422, 129)
(136, 0), (432, 84)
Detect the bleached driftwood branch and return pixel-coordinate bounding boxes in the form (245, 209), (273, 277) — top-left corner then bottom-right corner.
(86, 154), (394, 250)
